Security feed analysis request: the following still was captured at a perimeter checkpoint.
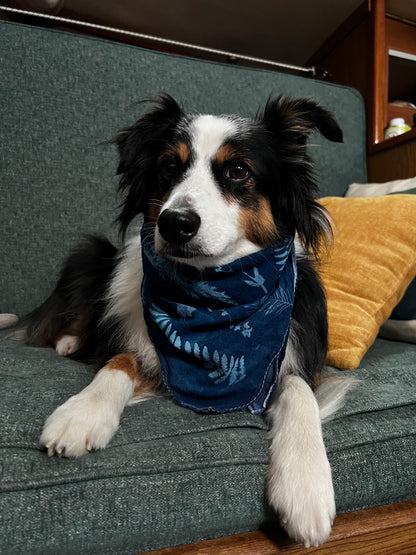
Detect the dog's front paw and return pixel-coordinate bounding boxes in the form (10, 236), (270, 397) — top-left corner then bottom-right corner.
(268, 456), (335, 547)
(40, 392), (120, 457)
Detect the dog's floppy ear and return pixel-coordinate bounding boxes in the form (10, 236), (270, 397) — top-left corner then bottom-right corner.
(261, 95), (343, 145)
(259, 96), (342, 256)
(112, 93), (184, 237)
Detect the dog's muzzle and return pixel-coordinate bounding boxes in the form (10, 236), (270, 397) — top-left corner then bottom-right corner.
(158, 208), (201, 245)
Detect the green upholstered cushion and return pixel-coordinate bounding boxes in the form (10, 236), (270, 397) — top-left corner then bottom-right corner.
(0, 21), (366, 317)
(1, 336), (415, 554)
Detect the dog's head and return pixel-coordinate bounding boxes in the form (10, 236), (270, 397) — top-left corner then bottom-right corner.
(114, 93), (342, 267)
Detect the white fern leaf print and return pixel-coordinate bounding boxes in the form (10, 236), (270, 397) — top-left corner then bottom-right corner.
(149, 306), (172, 331)
(208, 352), (247, 385)
(243, 268), (267, 293)
(228, 355), (246, 385)
(263, 283), (293, 316)
(184, 341), (192, 354)
(231, 322), (253, 338)
(194, 281), (236, 304)
(213, 350), (221, 365)
(176, 304), (196, 319)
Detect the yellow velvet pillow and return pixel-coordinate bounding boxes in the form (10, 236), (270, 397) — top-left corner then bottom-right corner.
(319, 196), (416, 370)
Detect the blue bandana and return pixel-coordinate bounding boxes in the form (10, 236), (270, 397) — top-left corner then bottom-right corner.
(141, 229), (297, 414)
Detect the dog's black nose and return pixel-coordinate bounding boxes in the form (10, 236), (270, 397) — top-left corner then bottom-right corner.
(158, 208), (201, 244)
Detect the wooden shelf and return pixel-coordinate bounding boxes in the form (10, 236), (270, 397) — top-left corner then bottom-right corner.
(368, 127), (416, 181)
(369, 126), (416, 154)
(386, 104), (415, 129)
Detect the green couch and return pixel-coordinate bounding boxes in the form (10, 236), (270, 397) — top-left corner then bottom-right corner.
(1, 20), (415, 555)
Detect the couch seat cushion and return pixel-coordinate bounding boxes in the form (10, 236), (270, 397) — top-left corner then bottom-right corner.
(1, 336), (415, 554)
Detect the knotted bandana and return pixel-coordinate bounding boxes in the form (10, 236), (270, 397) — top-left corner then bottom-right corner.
(141, 228), (297, 414)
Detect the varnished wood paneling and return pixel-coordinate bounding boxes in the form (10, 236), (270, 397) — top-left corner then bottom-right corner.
(386, 17), (416, 55)
(368, 128), (416, 181)
(146, 501), (416, 555)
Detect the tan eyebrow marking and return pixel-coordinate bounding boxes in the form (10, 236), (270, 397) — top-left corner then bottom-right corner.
(215, 144), (240, 164)
(159, 141), (190, 164)
(175, 141), (191, 164)
(215, 144), (255, 173)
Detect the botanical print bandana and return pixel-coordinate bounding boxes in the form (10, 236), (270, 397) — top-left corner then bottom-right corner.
(141, 228), (297, 414)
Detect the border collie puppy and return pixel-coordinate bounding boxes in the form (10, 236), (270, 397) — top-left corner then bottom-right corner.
(25, 93), (345, 547)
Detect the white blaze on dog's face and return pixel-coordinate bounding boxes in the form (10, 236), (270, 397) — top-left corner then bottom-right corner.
(153, 114), (278, 268)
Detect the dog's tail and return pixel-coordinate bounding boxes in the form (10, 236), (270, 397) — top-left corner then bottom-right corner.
(315, 375), (360, 423)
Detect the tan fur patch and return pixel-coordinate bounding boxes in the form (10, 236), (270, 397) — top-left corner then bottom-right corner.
(101, 352), (139, 381)
(175, 142), (190, 164)
(100, 353), (159, 397)
(239, 197), (279, 247)
(215, 144), (240, 165)
(158, 141), (190, 165)
(215, 144), (255, 170)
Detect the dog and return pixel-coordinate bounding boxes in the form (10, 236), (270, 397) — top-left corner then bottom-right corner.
(25, 93), (349, 547)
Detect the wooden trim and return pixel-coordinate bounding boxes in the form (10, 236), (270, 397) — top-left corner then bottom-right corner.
(386, 17), (416, 55)
(371, 0), (387, 144)
(367, 128), (416, 181)
(145, 501), (416, 555)
(369, 126), (416, 153)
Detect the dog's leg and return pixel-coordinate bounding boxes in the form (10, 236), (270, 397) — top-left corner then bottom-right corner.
(40, 353), (155, 457)
(267, 373), (335, 548)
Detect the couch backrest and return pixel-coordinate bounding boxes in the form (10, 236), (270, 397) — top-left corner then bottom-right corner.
(0, 21), (367, 315)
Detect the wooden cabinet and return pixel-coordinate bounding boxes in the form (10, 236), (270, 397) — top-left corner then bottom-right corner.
(367, 128), (416, 181)
(385, 17), (416, 132)
(309, 0), (416, 151)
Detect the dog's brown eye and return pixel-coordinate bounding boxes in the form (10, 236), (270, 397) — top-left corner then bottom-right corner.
(227, 164), (249, 181)
(160, 159), (178, 179)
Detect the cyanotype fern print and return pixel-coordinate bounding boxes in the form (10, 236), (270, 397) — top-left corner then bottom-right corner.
(243, 267), (267, 293)
(208, 351), (246, 385)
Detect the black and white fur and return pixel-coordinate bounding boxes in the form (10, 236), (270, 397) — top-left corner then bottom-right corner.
(25, 93), (351, 547)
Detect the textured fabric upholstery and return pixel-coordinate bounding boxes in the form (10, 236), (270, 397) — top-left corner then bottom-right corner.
(1, 336), (415, 554)
(1, 20), (415, 555)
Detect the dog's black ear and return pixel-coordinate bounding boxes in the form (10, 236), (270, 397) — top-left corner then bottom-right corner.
(261, 96), (343, 144)
(259, 96), (342, 255)
(112, 93), (184, 237)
